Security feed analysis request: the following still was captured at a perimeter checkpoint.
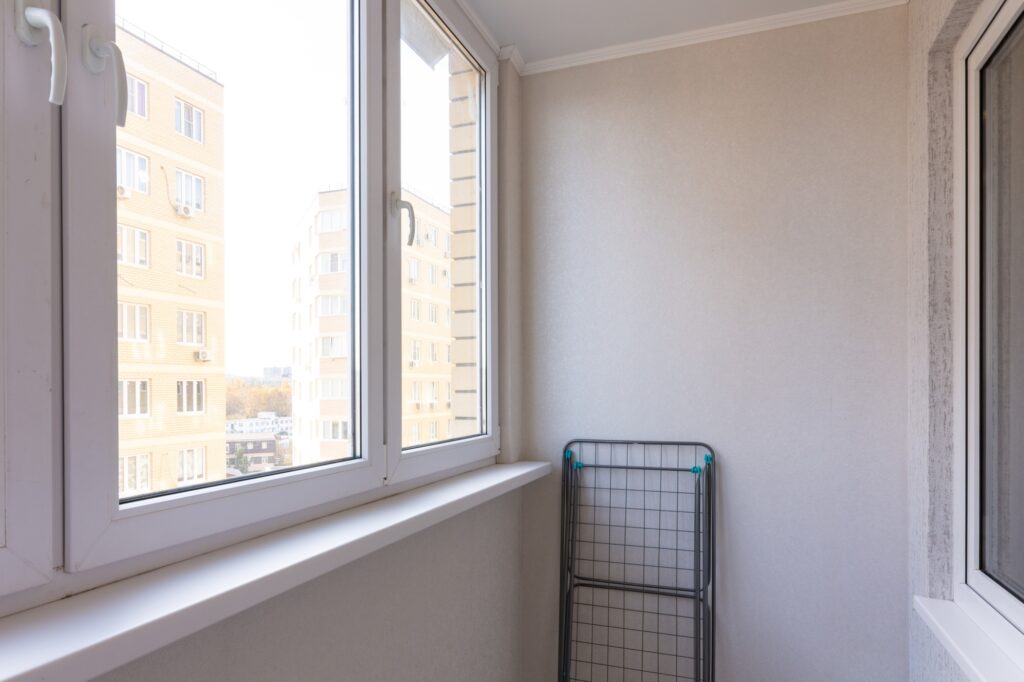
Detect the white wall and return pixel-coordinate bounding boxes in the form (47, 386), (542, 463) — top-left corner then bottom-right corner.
(95, 492), (524, 682)
(519, 7), (910, 681)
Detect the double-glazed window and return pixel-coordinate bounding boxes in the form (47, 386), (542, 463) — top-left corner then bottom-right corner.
(175, 169), (204, 211)
(118, 380), (150, 417)
(174, 99), (204, 142)
(0, 0), (496, 607)
(176, 310), (206, 345)
(960, 0), (1024, 646)
(126, 74), (148, 118)
(116, 224), (149, 267)
(177, 380), (206, 414)
(115, 147), (149, 193)
(176, 239), (206, 278)
(118, 302), (150, 341)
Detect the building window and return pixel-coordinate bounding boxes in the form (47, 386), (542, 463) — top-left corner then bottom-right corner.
(961, 0), (1024, 640)
(175, 169), (204, 211)
(176, 380), (205, 414)
(178, 447), (206, 483)
(176, 310), (206, 346)
(318, 252), (346, 274)
(176, 239), (205, 278)
(115, 147), (149, 193)
(429, 264), (437, 285)
(430, 342), (438, 363)
(118, 379), (149, 417)
(411, 340), (421, 364)
(320, 420), (349, 440)
(319, 378), (344, 399)
(174, 99), (204, 142)
(317, 295), (344, 316)
(410, 298), (420, 321)
(428, 303), (438, 324)
(408, 257), (419, 281)
(116, 224), (149, 267)
(119, 454), (151, 496)
(126, 74), (148, 118)
(429, 421), (438, 440)
(317, 210), (344, 233)
(977, 8), (1024, 607)
(319, 335), (347, 357)
(443, 234), (451, 257)
(412, 381), (421, 402)
(117, 302), (149, 342)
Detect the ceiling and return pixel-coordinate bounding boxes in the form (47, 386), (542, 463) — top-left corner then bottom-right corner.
(461, 0), (902, 72)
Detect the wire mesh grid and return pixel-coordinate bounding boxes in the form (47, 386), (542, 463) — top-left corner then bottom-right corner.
(560, 440), (715, 682)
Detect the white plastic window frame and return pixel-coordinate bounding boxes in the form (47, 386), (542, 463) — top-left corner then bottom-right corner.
(62, 0), (387, 573)
(382, 0), (500, 485)
(954, 0), (1024, 667)
(0, 0), (60, 599)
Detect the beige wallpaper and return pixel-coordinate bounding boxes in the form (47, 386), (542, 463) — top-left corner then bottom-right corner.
(518, 7), (910, 681)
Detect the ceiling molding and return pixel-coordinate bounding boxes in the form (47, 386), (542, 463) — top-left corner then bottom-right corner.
(520, 0), (908, 76)
(498, 45), (526, 74)
(454, 0), (501, 54)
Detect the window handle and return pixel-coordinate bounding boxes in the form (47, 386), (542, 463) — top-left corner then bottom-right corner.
(82, 24), (127, 127)
(390, 192), (416, 246)
(15, 1), (67, 105)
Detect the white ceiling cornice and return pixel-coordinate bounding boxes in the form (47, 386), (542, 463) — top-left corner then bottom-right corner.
(513, 0), (907, 76)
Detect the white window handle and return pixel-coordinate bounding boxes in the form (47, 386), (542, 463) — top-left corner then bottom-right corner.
(390, 192), (416, 246)
(82, 25), (127, 126)
(14, 0), (67, 105)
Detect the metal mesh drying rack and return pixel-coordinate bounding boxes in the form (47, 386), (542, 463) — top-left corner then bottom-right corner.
(559, 439), (716, 682)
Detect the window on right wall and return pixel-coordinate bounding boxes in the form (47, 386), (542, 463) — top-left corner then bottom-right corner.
(959, 0), (1024, 657)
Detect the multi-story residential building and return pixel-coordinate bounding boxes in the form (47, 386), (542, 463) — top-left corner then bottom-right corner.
(289, 45), (481, 460)
(402, 195), (458, 447)
(115, 19), (226, 496)
(290, 190), (355, 466)
(289, 186), (464, 460)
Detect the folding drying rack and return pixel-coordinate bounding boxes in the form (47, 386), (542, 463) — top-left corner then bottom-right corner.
(559, 439), (716, 682)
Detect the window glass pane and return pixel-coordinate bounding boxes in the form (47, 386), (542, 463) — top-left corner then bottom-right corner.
(981, 14), (1024, 602)
(115, 3), (355, 498)
(400, 0), (484, 448)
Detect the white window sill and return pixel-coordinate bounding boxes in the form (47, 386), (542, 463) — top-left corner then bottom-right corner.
(914, 595), (1024, 681)
(0, 461), (550, 682)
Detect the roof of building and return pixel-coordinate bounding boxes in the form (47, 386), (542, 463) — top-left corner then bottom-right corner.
(227, 432), (279, 441)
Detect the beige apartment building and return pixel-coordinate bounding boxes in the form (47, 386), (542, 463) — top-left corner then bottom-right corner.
(115, 19), (226, 496)
(289, 39), (482, 460)
(290, 189), (355, 466)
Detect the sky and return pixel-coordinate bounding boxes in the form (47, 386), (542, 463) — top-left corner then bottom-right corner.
(118, 0), (454, 377)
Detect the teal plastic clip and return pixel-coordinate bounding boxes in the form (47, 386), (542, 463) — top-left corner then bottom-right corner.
(574, 461), (585, 470)
(691, 466), (701, 474)
(564, 449), (573, 460)
(704, 453), (713, 464)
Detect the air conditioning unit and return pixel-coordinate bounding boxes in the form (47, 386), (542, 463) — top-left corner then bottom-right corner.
(446, 401), (452, 408)
(194, 349), (212, 362)
(176, 203), (194, 218)
(408, 360), (418, 368)
(116, 184), (131, 199)
(413, 401), (421, 410)
(407, 275), (417, 283)
(428, 401), (437, 409)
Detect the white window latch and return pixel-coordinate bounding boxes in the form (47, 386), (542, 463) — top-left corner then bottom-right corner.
(82, 24), (127, 127)
(14, 0), (67, 105)
(390, 192), (417, 246)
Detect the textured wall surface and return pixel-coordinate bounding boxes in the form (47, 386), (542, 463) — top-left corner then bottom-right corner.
(906, 0), (980, 679)
(95, 492), (524, 682)
(519, 8), (910, 681)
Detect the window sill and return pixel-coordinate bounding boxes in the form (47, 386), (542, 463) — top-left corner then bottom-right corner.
(914, 595), (1024, 681)
(0, 461), (550, 682)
